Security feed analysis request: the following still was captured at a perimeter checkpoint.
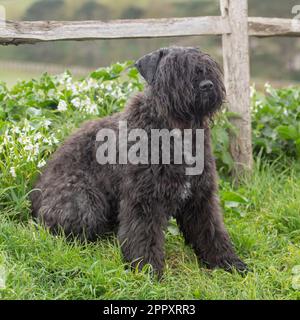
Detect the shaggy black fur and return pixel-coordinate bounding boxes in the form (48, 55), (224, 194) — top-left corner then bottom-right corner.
(31, 47), (247, 277)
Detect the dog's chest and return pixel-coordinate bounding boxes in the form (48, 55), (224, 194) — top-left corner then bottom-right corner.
(180, 181), (192, 201)
(155, 173), (193, 204)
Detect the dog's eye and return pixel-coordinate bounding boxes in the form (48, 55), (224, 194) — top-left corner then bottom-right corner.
(196, 67), (204, 74)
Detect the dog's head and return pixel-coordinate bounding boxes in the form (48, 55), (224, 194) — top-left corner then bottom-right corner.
(135, 46), (225, 123)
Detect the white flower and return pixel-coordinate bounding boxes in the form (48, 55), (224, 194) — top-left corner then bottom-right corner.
(43, 120), (52, 128)
(264, 82), (271, 90)
(85, 103), (98, 114)
(71, 97), (81, 108)
(33, 144), (40, 156)
(48, 89), (56, 99)
(34, 132), (43, 141)
(58, 72), (72, 85)
(86, 78), (98, 90)
(10, 167), (16, 178)
(51, 135), (59, 145)
(24, 144), (34, 151)
(70, 84), (78, 95)
(83, 97), (91, 106)
(37, 159), (46, 168)
(57, 100), (68, 111)
(12, 126), (21, 134)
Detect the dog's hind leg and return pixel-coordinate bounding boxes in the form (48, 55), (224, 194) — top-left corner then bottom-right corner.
(32, 185), (116, 241)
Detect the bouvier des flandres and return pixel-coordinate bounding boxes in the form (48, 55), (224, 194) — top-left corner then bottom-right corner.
(31, 46), (247, 276)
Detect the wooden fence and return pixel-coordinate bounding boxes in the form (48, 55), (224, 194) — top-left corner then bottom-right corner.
(1, 0), (300, 177)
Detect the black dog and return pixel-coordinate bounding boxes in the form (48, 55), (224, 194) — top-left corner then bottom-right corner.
(31, 47), (247, 276)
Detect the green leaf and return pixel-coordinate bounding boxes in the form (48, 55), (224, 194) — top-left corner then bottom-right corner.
(222, 191), (249, 204)
(221, 151), (234, 168)
(277, 125), (299, 140)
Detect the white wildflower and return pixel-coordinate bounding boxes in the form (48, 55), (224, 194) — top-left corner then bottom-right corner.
(12, 126), (21, 134)
(57, 100), (68, 111)
(86, 103), (98, 114)
(43, 120), (52, 128)
(47, 89), (56, 99)
(33, 144), (40, 156)
(58, 72), (72, 85)
(51, 136), (59, 145)
(34, 132), (43, 141)
(71, 97), (81, 108)
(24, 144), (34, 151)
(86, 78), (98, 90)
(22, 120), (33, 133)
(10, 167), (16, 178)
(70, 84), (78, 95)
(83, 97), (91, 105)
(111, 89), (119, 99)
(37, 159), (46, 168)
(264, 82), (271, 90)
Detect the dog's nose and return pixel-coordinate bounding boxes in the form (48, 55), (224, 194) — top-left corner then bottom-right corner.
(199, 80), (214, 91)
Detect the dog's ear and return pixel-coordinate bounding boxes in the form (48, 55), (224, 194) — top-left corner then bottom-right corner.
(135, 48), (167, 85)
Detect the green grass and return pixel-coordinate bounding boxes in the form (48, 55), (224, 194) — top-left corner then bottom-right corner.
(0, 160), (299, 300)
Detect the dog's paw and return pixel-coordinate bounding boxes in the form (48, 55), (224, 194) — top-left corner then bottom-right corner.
(205, 255), (248, 274)
(224, 257), (248, 274)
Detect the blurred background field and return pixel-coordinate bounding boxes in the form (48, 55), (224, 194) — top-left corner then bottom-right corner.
(0, 0), (299, 87)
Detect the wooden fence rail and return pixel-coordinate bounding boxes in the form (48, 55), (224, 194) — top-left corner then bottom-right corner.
(0, 17), (300, 45)
(1, 0), (299, 177)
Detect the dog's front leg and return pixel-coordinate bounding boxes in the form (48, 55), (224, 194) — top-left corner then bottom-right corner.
(176, 191), (247, 273)
(118, 194), (168, 277)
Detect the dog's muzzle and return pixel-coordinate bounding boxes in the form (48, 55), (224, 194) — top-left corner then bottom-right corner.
(199, 80), (214, 92)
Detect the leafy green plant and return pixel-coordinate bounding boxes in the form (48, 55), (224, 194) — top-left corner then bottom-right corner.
(0, 62), (141, 214)
(1, 62), (300, 190)
(251, 84), (300, 159)
(211, 110), (238, 174)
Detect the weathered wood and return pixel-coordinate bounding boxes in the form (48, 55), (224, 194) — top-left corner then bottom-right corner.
(1, 17), (300, 45)
(0, 17), (300, 45)
(249, 17), (300, 37)
(220, 0), (253, 177)
(0, 17), (230, 45)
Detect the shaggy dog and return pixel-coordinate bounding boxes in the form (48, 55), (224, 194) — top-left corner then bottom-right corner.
(31, 47), (247, 276)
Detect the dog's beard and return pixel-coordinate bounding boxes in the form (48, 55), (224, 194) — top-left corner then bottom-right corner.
(192, 90), (220, 123)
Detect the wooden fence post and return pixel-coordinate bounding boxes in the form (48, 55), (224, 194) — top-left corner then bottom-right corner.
(220, 0), (253, 178)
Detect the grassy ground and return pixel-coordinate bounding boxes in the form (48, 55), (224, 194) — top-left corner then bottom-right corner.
(0, 160), (299, 300)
